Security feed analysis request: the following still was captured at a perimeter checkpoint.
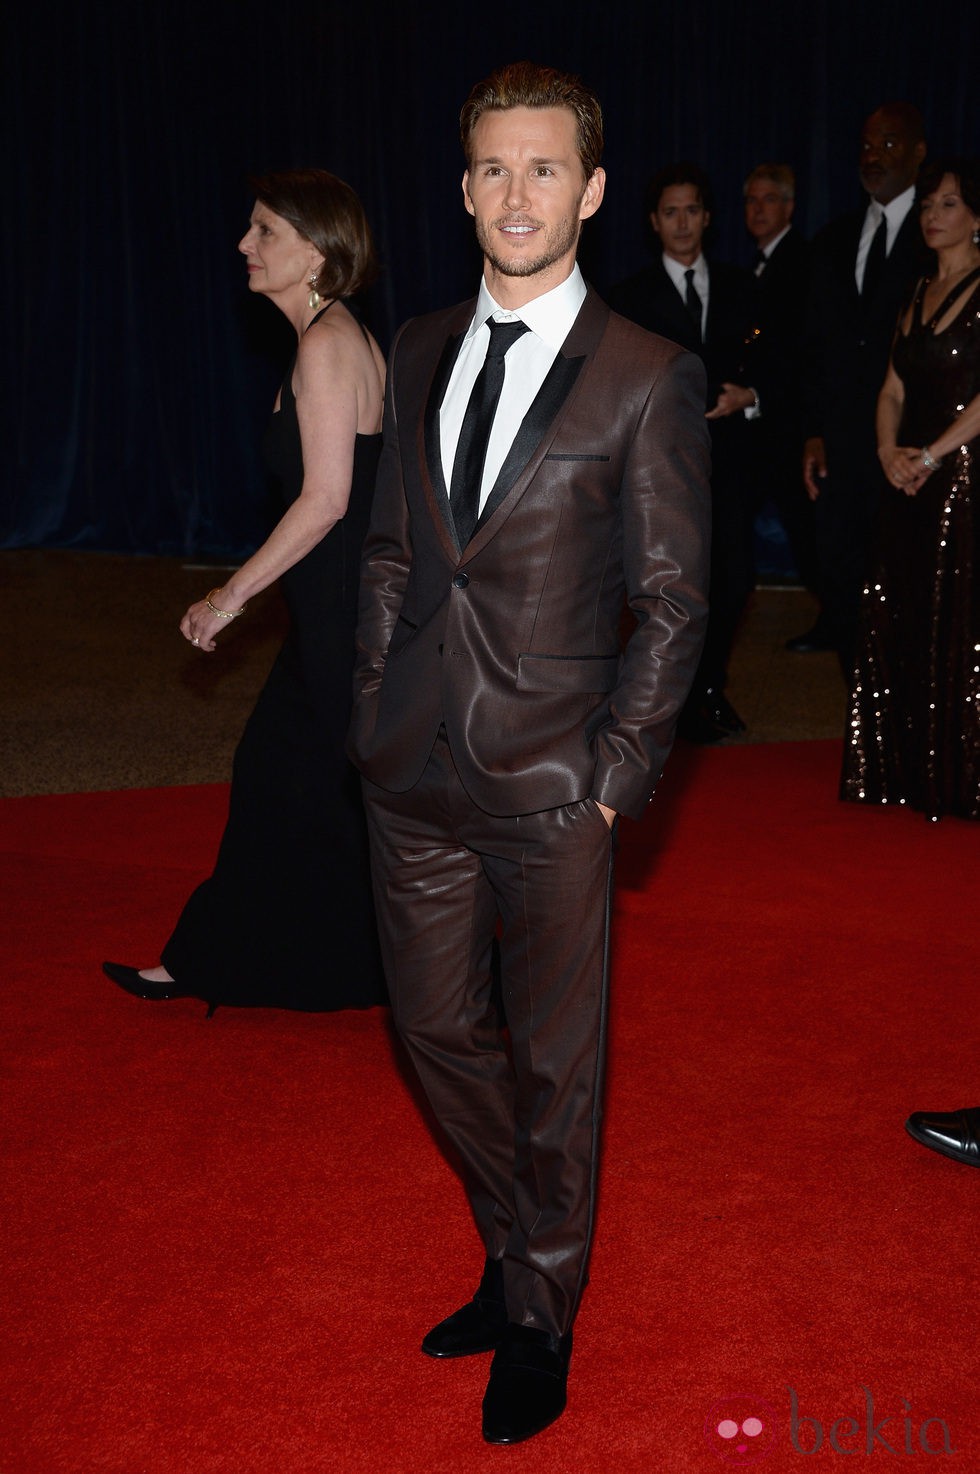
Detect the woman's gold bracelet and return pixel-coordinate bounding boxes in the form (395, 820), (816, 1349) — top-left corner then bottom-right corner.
(206, 588), (248, 619)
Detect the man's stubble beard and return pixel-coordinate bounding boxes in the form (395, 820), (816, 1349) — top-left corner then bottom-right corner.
(475, 213), (581, 279)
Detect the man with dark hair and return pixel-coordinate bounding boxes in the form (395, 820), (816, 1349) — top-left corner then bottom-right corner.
(790, 102), (930, 665)
(349, 61), (710, 1443)
(609, 164), (757, 742)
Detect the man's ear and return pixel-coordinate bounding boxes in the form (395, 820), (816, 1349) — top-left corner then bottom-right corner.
(579, 167), (606, 220)
(462, 171), (475, 218)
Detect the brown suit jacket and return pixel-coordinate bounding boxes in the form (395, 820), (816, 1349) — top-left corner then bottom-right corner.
(348, 285), (711, 822)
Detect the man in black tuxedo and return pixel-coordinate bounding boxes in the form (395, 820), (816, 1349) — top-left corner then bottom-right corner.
(740, 163), (815, 591)
(609, 163), (757, 743)
(790, 102), (931, 667)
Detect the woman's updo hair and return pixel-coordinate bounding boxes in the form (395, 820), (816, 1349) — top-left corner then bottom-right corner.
(249, 167), (379, 298)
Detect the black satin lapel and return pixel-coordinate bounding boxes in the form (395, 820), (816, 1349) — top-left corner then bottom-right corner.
(424, 331), (464, 518)
(475, 353), (586, 530)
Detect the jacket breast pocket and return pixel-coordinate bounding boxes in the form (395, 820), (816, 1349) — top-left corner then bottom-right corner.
(543, 453), (611, 462)
(516, 653), (620, 693)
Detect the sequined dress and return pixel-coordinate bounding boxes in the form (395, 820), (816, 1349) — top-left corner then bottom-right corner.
(841, 268), (980, 820)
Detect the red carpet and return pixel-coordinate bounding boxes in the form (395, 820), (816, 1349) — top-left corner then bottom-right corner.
(2, 741), (978, 1472)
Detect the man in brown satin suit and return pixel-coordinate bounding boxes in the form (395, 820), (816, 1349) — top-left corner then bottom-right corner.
(348, 61), (711, 1445)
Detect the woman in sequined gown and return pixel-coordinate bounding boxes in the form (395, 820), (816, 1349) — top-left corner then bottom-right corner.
(841, 158), (980, 822)
(103, 169), (389, 1010)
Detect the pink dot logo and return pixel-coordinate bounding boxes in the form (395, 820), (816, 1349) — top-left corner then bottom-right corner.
(704, 1396), (779, 1464)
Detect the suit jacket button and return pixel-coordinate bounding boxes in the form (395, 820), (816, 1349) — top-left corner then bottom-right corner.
(452, 572), (469, 589)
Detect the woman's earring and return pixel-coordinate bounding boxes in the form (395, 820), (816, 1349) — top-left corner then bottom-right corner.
(308, 272), (321, 310)
(973, 227), (980, 246)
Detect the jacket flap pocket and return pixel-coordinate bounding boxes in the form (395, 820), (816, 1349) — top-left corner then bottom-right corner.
(516, 653), (619, 693)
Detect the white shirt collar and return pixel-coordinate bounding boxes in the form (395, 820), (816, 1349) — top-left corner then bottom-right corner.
(868, 184), (916, 234)
(662, 251), (707, 293)
(469, 265), (586, 353)
(758, 225), (792, 259)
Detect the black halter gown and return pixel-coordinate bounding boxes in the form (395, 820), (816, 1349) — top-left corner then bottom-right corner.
(162, 310), (388, 1006)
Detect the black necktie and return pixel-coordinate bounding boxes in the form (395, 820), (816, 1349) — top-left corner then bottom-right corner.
(753, 248), (767, 276)
(862, 212), (887, 300)
(450, 318), (529, 547)
(684, 268), (703, 340)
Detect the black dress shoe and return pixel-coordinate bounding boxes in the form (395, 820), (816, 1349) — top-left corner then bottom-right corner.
(905, 1107), (980, 1167)
(678, 710), (728, 744)
(785, 624), (838, 654)
(482, 1323), (572, 1444)
(102, 962), (217, 1018)
(421, 1257), (507, 1358)
(702, 688), (747, 733)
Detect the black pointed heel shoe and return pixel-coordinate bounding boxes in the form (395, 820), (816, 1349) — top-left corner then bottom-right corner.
(102, 962), (218, 1018)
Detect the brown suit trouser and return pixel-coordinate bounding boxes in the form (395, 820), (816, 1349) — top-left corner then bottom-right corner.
(363, 729), (615, 1339)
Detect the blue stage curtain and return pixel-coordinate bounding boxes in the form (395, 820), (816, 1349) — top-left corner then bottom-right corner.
(4, 0), (977, 555)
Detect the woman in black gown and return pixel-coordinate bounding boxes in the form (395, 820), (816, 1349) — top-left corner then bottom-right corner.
(841, 157), (980, 823)
(104, 169), (388, 1012)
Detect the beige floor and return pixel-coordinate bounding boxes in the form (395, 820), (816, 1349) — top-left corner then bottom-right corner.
(0, 549), (847, 797)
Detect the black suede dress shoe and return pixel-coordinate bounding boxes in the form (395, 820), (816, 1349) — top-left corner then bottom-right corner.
(421, 1257), (507, 1358)
(102, 962), (217, 1018)
(785, 624), (838, 654)
(482, 1323), (572, 1444)
(905, 1107), (980, 1167)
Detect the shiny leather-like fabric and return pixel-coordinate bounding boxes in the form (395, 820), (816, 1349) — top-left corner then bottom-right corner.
(363, 731), (615, 1337)
(348, 289), (712, 826)
(482, 1324), (573, 1444)
(905, 1107), (980, 1167)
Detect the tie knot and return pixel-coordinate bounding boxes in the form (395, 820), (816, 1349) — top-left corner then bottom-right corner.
(485, 318), (529, 358)
(684, 268), (695, 283)
(867, 206), (887, 245)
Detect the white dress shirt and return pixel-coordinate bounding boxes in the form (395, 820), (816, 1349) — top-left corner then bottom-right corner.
(855, 184), (916, 293)
(440, 266), (587, 515)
